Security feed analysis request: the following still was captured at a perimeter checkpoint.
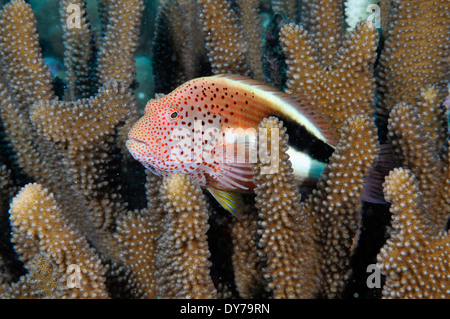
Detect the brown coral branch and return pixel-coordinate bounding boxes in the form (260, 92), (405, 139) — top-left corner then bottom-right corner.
(388, 101), (448, 229)
(0, 0), (59, 182)
(58, 0), (98, 100)
(378, 168), (450, 299)
(230, 205), (263, 298)
(271, 0), (299, 22)
(415, 85), (448, 154)
(156, 173), (217, 298)
(115, 210), (158, 298)
(299, 0), (345, 65)
(236, 0), (264, 81)
(29, 80), (138, 259)
(280, 20), (378, 136)
(0, 0), (55, 110)
(198, 0), (251, 76)
(97, 0), (145, 87)
(153, 0), (207, 88)
(303, 114), (379, 298)
(376, 0), (449, 117)
(252, 116), (320, 298)
(2, 183), (109, 298)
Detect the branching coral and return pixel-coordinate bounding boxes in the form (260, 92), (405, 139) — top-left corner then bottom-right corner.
(59, 0), (98, 100)
(2, 183), (108, 298)
(388, 96), (449, 229)
(156, 173), (217, 298)
(376, 0), (449, 118)
(280, 20), (378, 136)
(114, 209), (158, 298)
(252, 116), (319, 298)
(97, 0), (144, 87)
(197, 0), (254, 77)
(271, 0), (299, 22)
(152, 0), (207, 90)
(378, 168), (450, 299)
(248, 114), (378, 298)
(153, 0), (264, 93)
(229, 205), (263, 298)
(300, 0), (346, 66)
(303, 114), (379, 298)
(0, 0), (448, 300)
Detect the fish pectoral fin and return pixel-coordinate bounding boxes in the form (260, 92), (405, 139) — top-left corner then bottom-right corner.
(207, 187), (243, 219)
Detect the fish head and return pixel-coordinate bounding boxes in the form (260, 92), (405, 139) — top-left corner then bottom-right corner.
(126, 96), (201, 175)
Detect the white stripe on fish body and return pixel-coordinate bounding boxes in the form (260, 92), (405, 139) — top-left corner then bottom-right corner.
(213, 75), (332, 146)
(287, 147), (327, 183)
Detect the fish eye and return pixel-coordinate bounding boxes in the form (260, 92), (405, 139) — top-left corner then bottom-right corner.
(168, 107), (179, 122)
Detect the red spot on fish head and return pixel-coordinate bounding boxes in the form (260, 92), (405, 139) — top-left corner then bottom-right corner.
(127, 93), (197, 175)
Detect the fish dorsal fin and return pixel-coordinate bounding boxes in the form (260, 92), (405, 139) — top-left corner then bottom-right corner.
(281, 94), (339, 147)
(211, 74), (338, 147)
(207, 187), (243, 219)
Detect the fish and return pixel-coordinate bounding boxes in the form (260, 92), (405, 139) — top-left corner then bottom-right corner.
(126, 74), (391, 217)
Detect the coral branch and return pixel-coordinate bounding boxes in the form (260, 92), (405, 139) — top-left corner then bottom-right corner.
(97, 0), (144, 87)
(236, 0), (264, 80)
(156, 173), (217, 298)
(303, 114), (379, 298)
(252, 116), (320, 298)
(59, 0), (98, 100)
(198, 0), (251, 76)
(0, 0), (55, 110)
(388, 102), (448, 229)
(2, 183), (108, 298)
(280, 21), (378, 136)
(230, 206), (263, 298)
(300, 0), (345, 65)
(376, 0), (449, 116)
(378, 168), (450, 299)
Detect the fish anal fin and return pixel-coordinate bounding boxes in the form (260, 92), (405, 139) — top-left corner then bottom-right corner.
(207, 187), (243, 219)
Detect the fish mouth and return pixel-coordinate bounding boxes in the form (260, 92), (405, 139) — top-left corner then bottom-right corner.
(126, 137), (148, 147)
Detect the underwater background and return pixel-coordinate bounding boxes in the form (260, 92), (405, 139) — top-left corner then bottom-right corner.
(0, 0), (448, 299)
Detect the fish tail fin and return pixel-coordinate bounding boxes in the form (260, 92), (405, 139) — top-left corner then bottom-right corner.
(361, 143), (399, 204)
(207, 187), (243, 219)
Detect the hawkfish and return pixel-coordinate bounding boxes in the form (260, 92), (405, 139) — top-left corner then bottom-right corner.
(126, 74), (391, 217)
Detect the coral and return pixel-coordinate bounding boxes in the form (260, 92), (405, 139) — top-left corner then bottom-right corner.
(229, 206), (263, 298)
(152, 0), (209, 93)
(300, 0), (346, 66)
(378, 168), (450, 299)
(2, 183), (108, 298)
(156, 173), (217, 298)
(388, 98), (448, 229)
(235, 0), (264, 81)
(252, 117), (319, 298)
(0, 0), (55, 109)
(280, 20), (378, 136)
(271, 0), (299, 22)
(248, 114), (378, 298)
(376, 0), (449, 117)
(303, 114), (379, 298)
(97, 0), (144, 87)
(59, 0), (98, 100)
(197, 0), (253, 77)
(114, 209), (158, 298)
(0, 0), (448, 300)
(415, 85), (448, 154)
